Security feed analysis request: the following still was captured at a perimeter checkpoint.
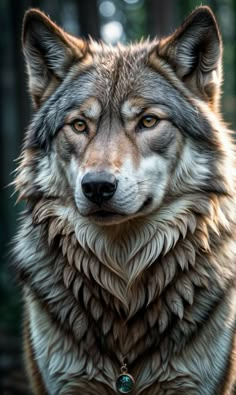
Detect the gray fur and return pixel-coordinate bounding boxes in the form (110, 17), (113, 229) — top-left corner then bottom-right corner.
(14, 6), (236, 395)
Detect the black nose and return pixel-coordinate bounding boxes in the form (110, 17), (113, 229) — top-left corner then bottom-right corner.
(81, 172), (118, 205)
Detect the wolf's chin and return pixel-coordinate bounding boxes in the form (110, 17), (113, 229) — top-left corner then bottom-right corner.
(81, 196), (155, 226)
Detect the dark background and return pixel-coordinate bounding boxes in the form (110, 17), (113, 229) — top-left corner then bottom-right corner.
(1, 0), (236, 393)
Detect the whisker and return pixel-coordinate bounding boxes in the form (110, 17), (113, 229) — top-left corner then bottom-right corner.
(137, 178), (153, 185)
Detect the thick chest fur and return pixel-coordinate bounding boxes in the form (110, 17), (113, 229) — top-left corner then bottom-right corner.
(26, 289), (236, 395)
(19, 204), (236, 395)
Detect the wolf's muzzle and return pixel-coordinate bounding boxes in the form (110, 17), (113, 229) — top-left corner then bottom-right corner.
(81, 171), (118, 205)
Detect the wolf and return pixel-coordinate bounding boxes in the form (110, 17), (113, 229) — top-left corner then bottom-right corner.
(14, 5), (236, 395)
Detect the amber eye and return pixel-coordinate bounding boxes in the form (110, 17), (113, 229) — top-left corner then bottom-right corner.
(139, 115), (159, 130)
(71, 119), (87, 134)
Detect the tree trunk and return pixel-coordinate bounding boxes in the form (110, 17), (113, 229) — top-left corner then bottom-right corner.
(77, 0), (100, 40)
(147, 0), (175, 38)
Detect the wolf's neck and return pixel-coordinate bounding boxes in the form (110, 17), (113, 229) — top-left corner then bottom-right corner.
(30, 195), (218, 317)
(19, 194), (233, 367)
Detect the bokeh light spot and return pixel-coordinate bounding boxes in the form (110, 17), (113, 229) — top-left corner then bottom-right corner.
(101, 21), (124, 44)
(99, 1), (116, 18)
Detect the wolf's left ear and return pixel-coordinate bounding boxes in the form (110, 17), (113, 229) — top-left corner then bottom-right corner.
(157, 6), (222, 110)
(22, 9), (87, 108)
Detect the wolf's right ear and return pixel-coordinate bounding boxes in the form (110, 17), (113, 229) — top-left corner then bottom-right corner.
(22, 9), (87, 108)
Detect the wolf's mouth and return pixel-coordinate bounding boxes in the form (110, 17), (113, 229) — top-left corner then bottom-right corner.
(88, 209), (125, 225)
(92, 210), (123, 218)
(88, 197), (153, 223)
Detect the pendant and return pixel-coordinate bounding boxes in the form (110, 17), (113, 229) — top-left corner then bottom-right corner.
(116, 360), (135, 394)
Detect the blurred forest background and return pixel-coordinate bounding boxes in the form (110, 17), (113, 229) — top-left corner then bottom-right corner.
(0, 0), (236, 393)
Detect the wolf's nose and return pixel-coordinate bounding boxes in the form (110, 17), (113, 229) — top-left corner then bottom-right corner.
(81, 172), (118, 205)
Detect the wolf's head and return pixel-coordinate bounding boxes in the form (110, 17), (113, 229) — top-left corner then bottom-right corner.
(17, 7), (233, 226)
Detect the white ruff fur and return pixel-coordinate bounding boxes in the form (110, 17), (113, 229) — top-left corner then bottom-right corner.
(14, 191), (235, 394)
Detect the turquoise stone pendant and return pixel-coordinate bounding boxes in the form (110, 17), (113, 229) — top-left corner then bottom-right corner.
(116, 373), (135, 393)
(116, 360), (135, 393)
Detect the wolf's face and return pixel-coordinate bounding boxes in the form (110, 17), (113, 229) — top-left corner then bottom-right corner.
(19, 7), (230, 226)
(54, 62), (184, 225)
